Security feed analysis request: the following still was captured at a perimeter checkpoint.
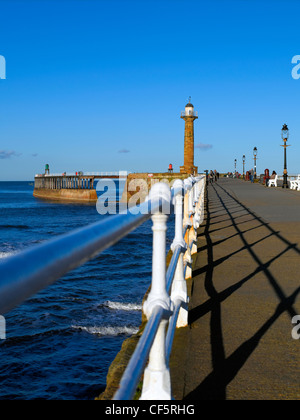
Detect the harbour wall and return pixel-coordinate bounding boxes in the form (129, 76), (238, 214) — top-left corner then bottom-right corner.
(33, 188), (98, 203)
(33, 174), (98, 203)
(33, 172), (192, 204)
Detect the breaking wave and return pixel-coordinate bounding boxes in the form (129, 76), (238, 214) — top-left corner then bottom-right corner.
(0, 251), (15, 259)
(102, 301), (142, 312)
(71, 325), (138, 337)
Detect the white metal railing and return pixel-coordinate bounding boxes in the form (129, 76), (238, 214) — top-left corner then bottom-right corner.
(35, 172), (129, 178)
(114, 176), (205, 400)
(0, 175), (205, 400)
(180, 111), (198, 117)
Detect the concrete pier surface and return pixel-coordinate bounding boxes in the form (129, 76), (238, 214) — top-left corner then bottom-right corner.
(169, 178), (300, 400)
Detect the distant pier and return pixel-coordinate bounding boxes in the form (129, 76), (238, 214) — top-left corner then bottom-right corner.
(33, 172), (126, 203)
(33, 170), (195, 204)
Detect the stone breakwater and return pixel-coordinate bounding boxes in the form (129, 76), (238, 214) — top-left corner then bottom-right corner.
(33, 188), (98, 203)
(33, 172), (191, 204)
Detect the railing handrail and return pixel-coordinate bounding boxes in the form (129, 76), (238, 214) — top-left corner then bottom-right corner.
(0, 197), (167, 315)
(35, 171), (129, 178)
(0, 174), (206, 400)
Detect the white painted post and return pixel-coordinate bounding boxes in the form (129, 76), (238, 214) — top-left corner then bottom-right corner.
(170, 180), (188, 327)
(193, 180), (202, 229)
(141, 182), (172, 400)
(200, 178), (205, 225)
(183, 178), (192, 229)
(143, 213), (171, 316)
(140, 317), (171, 400)
(189, 180), (198, 255)
(183, 178), (193, 279)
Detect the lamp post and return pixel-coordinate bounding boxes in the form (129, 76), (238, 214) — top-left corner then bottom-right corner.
(253, 147), (258, 180)
(281, 124), (290, 188)
(242, 155), (246, 179)
(234, 159), (237, 175)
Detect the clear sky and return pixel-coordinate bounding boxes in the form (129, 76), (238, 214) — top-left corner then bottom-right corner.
(0, 0), (300, 180)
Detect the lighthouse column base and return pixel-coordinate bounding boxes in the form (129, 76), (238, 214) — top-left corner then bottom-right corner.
(180, 165), (198, 176)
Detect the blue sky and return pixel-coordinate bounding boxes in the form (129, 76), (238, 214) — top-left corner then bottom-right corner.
(0, 0), (300, 180)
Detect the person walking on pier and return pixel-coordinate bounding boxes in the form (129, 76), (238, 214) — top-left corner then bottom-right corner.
(209, 170), (214, 184)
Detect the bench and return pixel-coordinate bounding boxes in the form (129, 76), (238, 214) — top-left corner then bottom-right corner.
(268, 174), (300, 189)
(268, 175), (278, 187)
(290, 175), (300, 190)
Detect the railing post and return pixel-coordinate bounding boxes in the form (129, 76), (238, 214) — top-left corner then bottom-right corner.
(141, 182), (172, 400)
(189, 179), (197, 255)
(199, 178), (205, 225)
(183, 178), (193, 279)
(170, 180), (188, 327)
(193, 179), (202, 229)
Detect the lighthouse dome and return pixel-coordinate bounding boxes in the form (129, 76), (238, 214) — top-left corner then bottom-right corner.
(185, 98), (194, 116)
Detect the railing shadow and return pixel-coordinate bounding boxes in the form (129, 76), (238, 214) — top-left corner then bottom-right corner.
(184, 182), (300, 401)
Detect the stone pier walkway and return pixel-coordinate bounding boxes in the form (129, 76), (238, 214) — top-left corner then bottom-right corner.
(169, 178), (300, 400)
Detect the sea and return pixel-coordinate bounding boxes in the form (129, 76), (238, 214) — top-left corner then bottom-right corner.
(0, 181), (175, 400)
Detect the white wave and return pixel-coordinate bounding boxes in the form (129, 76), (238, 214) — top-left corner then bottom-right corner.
(103, 301), (142, 312)
(0, 251), (15, 259)
(71, 325), (138, 337)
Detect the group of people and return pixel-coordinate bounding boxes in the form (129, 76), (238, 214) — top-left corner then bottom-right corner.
(208, 170), (219, 183)
(250, 169), (277, 183)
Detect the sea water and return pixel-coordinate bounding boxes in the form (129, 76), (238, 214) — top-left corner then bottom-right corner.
(0, 181), (175, 400)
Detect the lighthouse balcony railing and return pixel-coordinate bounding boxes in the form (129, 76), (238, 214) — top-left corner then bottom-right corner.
(180, 110), (198, 117)
(0, 174), (206, 400)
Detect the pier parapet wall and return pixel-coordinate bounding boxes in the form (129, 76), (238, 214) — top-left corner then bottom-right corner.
(33, 174), (98, 202)
(120, 172), (191, 205)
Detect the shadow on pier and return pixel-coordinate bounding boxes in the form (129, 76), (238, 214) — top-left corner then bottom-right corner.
(170, 178), (300, 401)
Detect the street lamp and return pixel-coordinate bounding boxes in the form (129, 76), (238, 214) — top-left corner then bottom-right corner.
(242, 155), (246, 179)
(234, 159), (237, 174)
(253, 147), (258, 180)
(281, 123), (290, 188)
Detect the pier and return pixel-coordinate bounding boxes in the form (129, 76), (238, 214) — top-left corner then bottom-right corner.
(33, 171), (127, 202)
(169, 178), (300, 400)
(3, 97), (299, 400)
(1, 174), (299, 400)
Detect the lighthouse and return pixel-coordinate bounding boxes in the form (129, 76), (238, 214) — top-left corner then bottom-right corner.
(180, 98), (198, 175)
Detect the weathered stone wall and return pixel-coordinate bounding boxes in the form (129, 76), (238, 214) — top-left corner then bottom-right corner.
(33, 188), (98, 203)
(120, 172), (189, 205)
